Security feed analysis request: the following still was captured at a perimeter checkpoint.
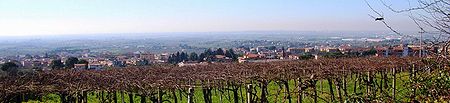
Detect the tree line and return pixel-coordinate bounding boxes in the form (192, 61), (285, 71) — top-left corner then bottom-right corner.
(168, 48), (238, 64)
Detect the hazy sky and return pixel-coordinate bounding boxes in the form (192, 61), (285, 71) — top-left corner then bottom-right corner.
(0, 0), (417, 36)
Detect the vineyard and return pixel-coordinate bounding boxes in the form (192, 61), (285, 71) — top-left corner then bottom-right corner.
(1, 57), (449, 103)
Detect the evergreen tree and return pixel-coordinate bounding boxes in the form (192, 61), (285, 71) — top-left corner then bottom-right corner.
(1, 62), (18, 72)
(199, 53), (207, 62)
(216, 48), (225, 55)
(225, 49), (238, 61)
(65, 57), (79, 68)
(180, 52), (188, 61)
(168, 54), (176, 64)
(50, 59), (65, 69)
(1, 62), (19, 76)
(205, 49), (213, 56)
(189, 52), (199, 61)
(175, 52), (181, 63)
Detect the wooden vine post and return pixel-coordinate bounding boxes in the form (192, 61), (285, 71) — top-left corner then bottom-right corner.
(129, 93), (134, 103)
(172, 89), (178, 103)
(312, 80), (318, 103)
(297, 78), (303, 103)
(121, 91), (125, 103)
(284, 80), (292, 103)
(367, 71), (371, 97)
(158, 88), (163, 103)
(247, 84), (253, 103)
(260, 80), (268, 103)
(188, 87), (194, 103)
(327, 78), (335, 102)
(411, 64), (416, 99)
(392, 68), (396, 102)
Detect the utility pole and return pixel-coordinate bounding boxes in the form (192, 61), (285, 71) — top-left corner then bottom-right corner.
(419, 31), (424, 57)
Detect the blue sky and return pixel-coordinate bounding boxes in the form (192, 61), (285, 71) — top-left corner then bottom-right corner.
(0, 0), (417, 36)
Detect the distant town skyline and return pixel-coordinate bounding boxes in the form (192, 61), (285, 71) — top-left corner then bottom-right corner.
(0, 0), (419, 36)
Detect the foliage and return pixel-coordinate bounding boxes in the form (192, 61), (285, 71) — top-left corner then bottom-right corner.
(64, 57), (79, 68)
(0, 62), (18, 72)
(168, 48), (238, 64)
(0, 62), (19, 76)
(49, 59), (64, 70)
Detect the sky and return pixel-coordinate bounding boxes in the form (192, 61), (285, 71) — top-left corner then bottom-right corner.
(0, 0), (418, 36)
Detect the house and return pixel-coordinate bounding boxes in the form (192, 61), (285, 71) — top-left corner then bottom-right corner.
(319, 47), (339, 53)
(376, 45), (410, 57)
(287, 48), (312, 54)
(21, 60), (33, 68)
(375, 47), (389, 57)
(215, 55), (226, 59)
(88, 64), (103, 70)
(326, 48), (340, 53)
(73, 64), (87, 70)
(140, 53), (156, 60)
(288, 55), (300, 60)
(112, 60), (126, 67)
(243, 53), (260, 59)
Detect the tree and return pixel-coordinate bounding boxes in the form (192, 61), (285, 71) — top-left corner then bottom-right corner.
(1, 62), (18, 71)
(78, 59), (88, 64)
(362, 48), (377, 56)
(367, 0), (449, 60)
(299, 54), (314, 60)
(225, 49), (238, 61)
(215, 48), (225, 55)
(168, 54), (177, 64)
(268, 46), (277, 50)
(180, 52), (188, 61)
(50, 59), (65, 70)
(368, 2), (450, 101)
(199, 53), (207, 62)
(65, 57), (79, 68)
(1, 62), (19, 75)
(175, 52), (181, 62)
(189, 52), (199, 61)
(282, 47), (286, 58)
(78, 59), (89, 69)
(205, 49), (214, 56)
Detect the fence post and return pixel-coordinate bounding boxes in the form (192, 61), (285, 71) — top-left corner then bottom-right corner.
(188, 87), (194, 103)
(247, 84), (253, 103)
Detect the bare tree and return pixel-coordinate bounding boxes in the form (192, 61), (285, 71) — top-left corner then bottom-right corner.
(366, 0), (449, 61)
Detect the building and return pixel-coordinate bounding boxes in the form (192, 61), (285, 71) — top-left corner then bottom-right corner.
(287, 48), (312, 54)
(243, 53), (261, 59)
(73, 64), (87, 70)
(88, 64), (103, 70)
